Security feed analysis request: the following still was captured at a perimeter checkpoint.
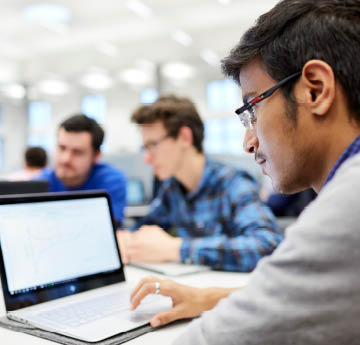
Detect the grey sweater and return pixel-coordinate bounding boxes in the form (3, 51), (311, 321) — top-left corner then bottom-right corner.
(173, 154), (360, 345)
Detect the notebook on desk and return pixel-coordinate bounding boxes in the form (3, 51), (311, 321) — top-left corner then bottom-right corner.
(0, 191), (171, 342)
(130, 262), (210, 277)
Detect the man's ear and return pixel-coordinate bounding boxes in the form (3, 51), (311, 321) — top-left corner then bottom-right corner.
(94, 149), (102, 163)
(300, 59), (336, 116)
(177, 126), (194, 147)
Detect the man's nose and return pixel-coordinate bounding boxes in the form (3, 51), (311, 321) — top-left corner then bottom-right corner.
(142, 149), (153, 164)
(60, 150), (72, 163)
(243, 129), (259, 154)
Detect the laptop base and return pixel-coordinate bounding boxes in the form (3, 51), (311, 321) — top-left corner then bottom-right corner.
(0, 315), (154, 345)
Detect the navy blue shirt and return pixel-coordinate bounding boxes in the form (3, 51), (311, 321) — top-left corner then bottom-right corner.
(39, 163), (127, 225)
(324, 135), (360, 186)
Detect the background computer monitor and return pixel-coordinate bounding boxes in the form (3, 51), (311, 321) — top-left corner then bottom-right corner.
(126, 178), (146, 206)
(0, 180), (49, 196)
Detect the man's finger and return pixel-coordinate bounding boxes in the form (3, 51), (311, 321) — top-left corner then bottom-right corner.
(130, 276), (158, 302)
(130, 281), (160, 310)
(150, 307), (184, 327)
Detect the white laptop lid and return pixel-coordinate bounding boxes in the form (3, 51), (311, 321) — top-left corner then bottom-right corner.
(0, 191), (125, 312)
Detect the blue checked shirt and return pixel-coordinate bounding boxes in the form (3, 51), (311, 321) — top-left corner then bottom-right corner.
(133, 157), (283, 272)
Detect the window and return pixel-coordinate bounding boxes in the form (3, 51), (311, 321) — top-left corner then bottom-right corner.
(0, 105), (3, 126)
(81, 94), (106, 124)
(28, 101), (53, 151)
(140, 88), (158, 104)
(207, 79), (239, 112)
(204, 117), (245, 156)
(0, 137), (3, 170)
(27, 134), (53, 150)
(28, 101), (51, 129)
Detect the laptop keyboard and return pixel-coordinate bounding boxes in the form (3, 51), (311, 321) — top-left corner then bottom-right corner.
(36, 292), (134, 327)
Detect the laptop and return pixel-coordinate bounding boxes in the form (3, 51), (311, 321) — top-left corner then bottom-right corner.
(0, 180), (49, 195)
(0, 191), (171, 342)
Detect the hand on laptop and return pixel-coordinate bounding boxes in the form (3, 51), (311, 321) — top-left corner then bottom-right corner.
(130, 276), (237, 327)
(118, 226), (182, 263)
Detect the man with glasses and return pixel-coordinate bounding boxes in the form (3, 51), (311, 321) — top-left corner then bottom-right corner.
(129, 0), (360, 344)
(117, 95), (282, 272)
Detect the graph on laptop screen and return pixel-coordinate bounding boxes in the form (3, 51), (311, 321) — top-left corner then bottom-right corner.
(0, 197), (121, 295)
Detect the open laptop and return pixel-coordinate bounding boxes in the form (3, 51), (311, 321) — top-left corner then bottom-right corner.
(0, 191), (171, 342)
(0, 180), (49, 195)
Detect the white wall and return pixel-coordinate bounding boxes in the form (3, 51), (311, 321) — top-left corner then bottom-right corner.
(0, 97), (28, 172)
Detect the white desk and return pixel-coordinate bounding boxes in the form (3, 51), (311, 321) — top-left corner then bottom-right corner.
(0, 265), (250, 344)
(124, 205), (150, 219)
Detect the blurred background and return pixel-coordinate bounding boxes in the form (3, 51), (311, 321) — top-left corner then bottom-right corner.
(0, 0), (279, 197)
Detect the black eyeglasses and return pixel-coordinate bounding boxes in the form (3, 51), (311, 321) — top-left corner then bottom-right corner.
(141, 135), (170, 153)
(235, 71), (302, 129)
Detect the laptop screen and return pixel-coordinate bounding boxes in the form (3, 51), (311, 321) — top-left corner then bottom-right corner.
(0, 192), (125, 311)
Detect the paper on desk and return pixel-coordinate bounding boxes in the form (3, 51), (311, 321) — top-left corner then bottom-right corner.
(130, 262), (210, 277)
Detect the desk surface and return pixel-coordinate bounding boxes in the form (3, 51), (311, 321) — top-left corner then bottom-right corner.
(0, 265), (250, 345)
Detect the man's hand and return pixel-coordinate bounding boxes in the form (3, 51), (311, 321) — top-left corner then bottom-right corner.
(128, 225), (182, 262)
(116, 229), (132, 265)
(130, 276), (237, 327)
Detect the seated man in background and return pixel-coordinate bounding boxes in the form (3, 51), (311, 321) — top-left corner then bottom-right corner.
(5, 146), (47, 181)
(39, 114), (126, 226)
(117, 95), (282, 272)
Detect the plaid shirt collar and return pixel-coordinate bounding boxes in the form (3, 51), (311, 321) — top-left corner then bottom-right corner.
(185, 156), (213, 200)
(324, 134), (360, 187)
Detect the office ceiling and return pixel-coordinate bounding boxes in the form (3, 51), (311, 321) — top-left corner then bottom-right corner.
(0, 0), (279, 96)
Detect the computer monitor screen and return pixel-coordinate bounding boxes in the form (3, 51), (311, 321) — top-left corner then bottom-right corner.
(126, 179), (146, 205)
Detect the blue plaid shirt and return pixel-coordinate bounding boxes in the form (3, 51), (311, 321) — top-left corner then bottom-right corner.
(133, 157), (283, 272)
(324, 135), (360, 186)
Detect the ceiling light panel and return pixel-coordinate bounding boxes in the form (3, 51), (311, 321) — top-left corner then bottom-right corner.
(23, 4), (71, 23)
(172, 29), (193, 47)
(23, 3), (71, 34)
(80, 71), (113, 90)
(162, 62), (195, 80)
(201, 49), (220, 66)
(36, 78), (70, 96)
(119, 68), (151, 85)
(96, 42), (119, 57)
(0, 84), (26, 99)
(125, 0), (152, 19)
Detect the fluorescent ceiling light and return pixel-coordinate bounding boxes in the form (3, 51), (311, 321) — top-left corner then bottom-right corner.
(135, 58), (156, 72)
(0, 84), (26, 99)
(125, 0), (152, 19)
(218, 0), (232, 4)
(119, 68), (151, 85)
(23, 4), (71, 23)
(168, 79), (189, 88)
(172, 29), (193, 47)
(23, 4), (71, 33)
(96, 42), (119, 57)
(80, 71), (113, 90)
(162, 62), (195, 80)
(0, 60), (19, 83)
(201, 49), (220, 66)
(37, 78), (70, 96)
